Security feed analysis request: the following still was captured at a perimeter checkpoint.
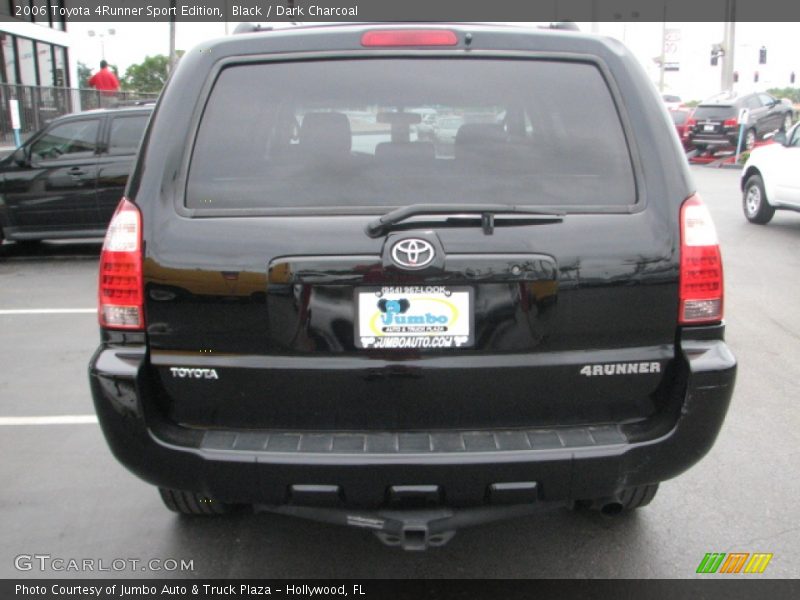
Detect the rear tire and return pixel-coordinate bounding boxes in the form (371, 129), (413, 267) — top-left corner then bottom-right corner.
(158, 488), (233, 515)
(743, 174), (775, 224)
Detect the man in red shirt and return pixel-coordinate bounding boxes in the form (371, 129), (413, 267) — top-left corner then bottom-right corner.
(87, 60), (120, 105)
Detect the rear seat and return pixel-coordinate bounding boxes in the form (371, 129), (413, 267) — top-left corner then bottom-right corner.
(454, 122), (536, 173)
(298, 112), (352, 162)
(454, 123), (507, 161)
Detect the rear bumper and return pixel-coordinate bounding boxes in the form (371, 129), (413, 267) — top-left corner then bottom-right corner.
(89, 335), (736, 508)
(689, 132), (739, 147)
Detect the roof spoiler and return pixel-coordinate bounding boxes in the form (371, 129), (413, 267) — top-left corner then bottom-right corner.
(547, 22), (580, 31)
(233, 23), (274, 34)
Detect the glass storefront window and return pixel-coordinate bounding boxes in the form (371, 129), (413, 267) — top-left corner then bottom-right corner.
(17, 37), (37, 86)
(54, 46), (68, 87)
(50, 0), (67, 31)
(37, 42), (54, 87)
(0, 33), (17, 84)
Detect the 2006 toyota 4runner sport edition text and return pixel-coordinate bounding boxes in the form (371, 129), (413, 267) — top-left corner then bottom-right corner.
(89, 24), (736, 550)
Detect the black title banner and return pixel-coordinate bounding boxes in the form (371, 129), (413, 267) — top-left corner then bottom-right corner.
(4, 579), (800, 600)
(6, 0), (800, 22)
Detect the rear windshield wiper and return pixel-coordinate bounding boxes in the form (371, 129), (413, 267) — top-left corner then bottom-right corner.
(366, 203), (564, 238)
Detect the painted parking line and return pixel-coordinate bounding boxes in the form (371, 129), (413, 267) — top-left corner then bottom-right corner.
(0, 415), (98, 426)
(0, 308), (95, 315)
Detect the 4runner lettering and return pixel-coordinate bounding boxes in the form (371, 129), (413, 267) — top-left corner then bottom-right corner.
(580, 362), (662, 377)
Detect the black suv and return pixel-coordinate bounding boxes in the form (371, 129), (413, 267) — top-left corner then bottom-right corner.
(0, 105), (152, 244)
(89, 24), (736, 550)
(687, 91), (794, 152)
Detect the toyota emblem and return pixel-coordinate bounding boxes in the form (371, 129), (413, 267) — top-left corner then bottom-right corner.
(391, 238), (435, 269)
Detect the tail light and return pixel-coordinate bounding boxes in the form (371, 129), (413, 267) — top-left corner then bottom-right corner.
(679, 194), (723, 325)
(686, 118), (697, 128)
(723, 118), (738, 127)
(361, 29), (458, 47)
(98, 198), (144, 330)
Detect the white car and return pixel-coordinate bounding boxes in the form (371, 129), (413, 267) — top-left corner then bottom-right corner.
(662, 94), (683, 111)
(741, 123), (800, 224)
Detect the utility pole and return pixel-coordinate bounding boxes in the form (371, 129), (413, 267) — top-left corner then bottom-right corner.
(721, 0), (736, 92)
(224, 0), (229, 35)
(658, 20), (667, 92)
(657, 1), (668, 93)
(168, 0), (177, 73)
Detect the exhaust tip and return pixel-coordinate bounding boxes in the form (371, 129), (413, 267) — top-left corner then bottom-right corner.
(600, 502), (625, 516)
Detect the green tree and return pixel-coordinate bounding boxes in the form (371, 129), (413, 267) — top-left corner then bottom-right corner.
(122, 52), (183, 94)
(766, 87), (800, 104)
(77, 61), (92, 88)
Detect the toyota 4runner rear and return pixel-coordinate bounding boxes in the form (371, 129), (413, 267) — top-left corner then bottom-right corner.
(89, 24), (736, 550)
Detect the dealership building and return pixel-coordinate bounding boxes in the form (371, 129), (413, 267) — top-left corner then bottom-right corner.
(1, 3), (73, 89)
(0, 2), (76, 144)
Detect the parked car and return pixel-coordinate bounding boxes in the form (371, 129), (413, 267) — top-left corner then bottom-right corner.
(669, 107), (695, 150)
(662, 94), (683, 111)
(0, 105), (152, 244)
(687, 91), (794, 152)
(741, 122), (800, 224)
(430, 115), (462, 144)
(89, 24), (736, 551)
(412, 109), (438, 141)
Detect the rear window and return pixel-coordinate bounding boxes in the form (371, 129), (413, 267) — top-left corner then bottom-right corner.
(108, 115), (149, 156)
(670, 110), (689, 124)
(187, 59), (636, 210)
(692, 105), (736, 120)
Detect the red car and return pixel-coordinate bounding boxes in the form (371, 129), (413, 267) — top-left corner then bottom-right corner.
(669, 107), (695, 150)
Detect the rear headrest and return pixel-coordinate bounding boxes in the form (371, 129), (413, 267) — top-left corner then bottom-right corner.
(454, 123), (507, 162)
(374, 142), (435, 164)
(455, 123), (506, 146)
(299, 112), (352, 156)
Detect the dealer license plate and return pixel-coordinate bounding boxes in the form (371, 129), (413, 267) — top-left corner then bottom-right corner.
(355, 286), (473, 349)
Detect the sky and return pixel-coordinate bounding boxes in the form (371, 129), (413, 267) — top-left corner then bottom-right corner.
(68, 21), (231, 70)
(68, 22), (800, 102)
(590, 22), (799, 99)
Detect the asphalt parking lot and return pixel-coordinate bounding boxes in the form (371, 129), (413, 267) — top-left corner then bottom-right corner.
(1, 165), (799, 579)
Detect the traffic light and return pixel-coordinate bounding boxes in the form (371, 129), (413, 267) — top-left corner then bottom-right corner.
(710, 43), (724, 66)
(733, 71), (739, 83)
(759, 46), (767, 64)
(792, 72), (796, 84)
(754, 71), (759, 83)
